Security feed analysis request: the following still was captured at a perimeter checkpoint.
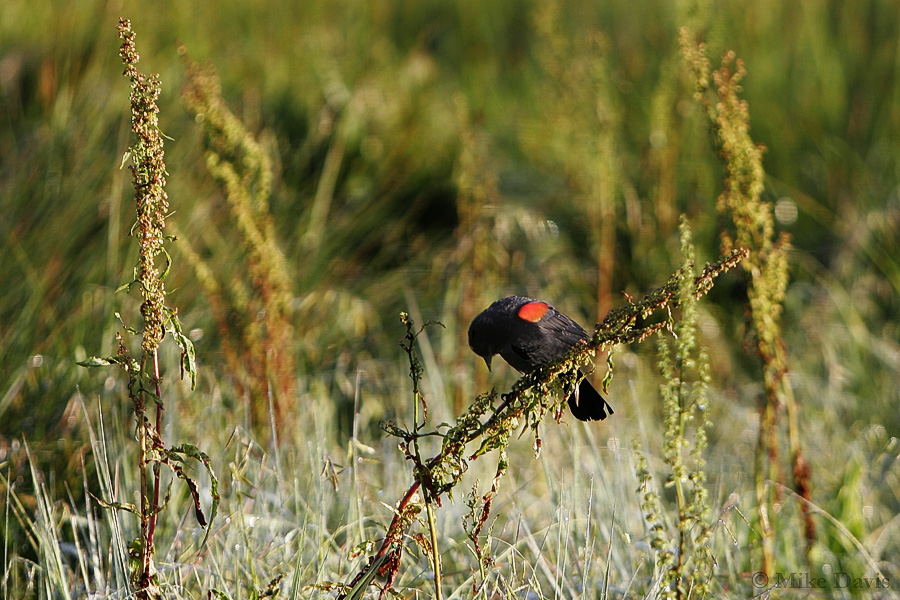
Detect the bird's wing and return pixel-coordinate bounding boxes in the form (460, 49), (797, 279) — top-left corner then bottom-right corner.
(505, 311), (586, 368)
(538, 309), (588, 346)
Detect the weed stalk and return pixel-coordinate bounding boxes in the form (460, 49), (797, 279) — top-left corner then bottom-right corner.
(634, 218), (716, 599)
(78, 19), (219, 599)
(680, 27), (812, 573)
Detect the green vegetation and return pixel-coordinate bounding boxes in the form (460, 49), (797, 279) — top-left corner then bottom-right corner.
(633, 219), (716, 599)
(2, 0), (899, 598)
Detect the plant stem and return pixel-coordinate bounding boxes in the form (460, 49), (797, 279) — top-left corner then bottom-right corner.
(146, 349), (163, 566)
(673, 359), (687, 600)
(138, 395), (151, 587)
(425, 502), (444, 600)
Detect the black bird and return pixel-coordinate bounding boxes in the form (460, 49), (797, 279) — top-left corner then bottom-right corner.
(468, 296), (613, 421)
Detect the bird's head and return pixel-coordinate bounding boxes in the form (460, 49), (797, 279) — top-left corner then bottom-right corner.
(468, 311), (498, 371)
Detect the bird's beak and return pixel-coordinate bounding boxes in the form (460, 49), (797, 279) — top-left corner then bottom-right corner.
(483, 356), (492, 372)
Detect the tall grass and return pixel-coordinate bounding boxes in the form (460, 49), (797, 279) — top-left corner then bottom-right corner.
(3, 1), (900, 599)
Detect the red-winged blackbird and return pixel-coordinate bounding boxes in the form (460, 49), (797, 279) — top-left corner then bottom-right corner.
(468, 296), (613, 422)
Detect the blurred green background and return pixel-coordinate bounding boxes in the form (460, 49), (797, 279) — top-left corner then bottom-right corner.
(2, 0), (900, 594)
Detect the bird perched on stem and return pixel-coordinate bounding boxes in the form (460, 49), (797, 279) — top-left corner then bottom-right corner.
(468, 296), (613, 422)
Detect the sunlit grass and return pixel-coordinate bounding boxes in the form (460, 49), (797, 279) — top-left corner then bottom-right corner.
(2, 0), (900, 598)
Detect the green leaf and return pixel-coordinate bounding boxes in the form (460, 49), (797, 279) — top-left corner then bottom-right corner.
(77, 355), (123, 367)
(164, 309), (197, 389)
(159, 245), (173, 281)
(91, 492), (140, 515)
(114, 312), (140, 335)
(169, 443), (220, 547)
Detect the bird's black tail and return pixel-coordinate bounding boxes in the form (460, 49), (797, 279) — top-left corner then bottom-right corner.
(567, 378), (614, 421)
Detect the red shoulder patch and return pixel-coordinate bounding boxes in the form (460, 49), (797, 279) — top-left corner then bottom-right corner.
(517, 301), (550, 323)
